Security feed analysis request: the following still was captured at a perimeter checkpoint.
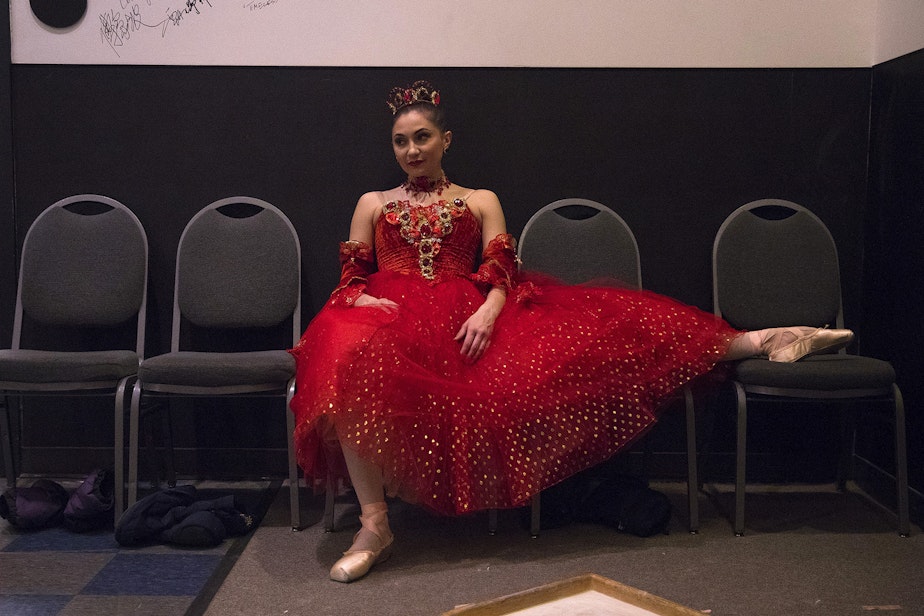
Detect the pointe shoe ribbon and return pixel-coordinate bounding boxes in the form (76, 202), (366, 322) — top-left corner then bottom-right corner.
(768, 326), (854, 363)
(329, 518), (394, 583)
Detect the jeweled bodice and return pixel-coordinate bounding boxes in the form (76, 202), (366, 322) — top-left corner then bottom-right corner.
(375, 199), (482, 283)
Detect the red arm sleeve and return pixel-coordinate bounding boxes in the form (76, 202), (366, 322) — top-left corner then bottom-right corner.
(329, 240), (375, 307)
(469, 233), (538, 303)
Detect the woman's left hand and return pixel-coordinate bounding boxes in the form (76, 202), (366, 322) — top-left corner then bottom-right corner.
(454, 290), (505, 362)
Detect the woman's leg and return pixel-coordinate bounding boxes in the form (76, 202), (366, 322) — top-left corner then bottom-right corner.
(724, 330), (764, 361)
(723, 327), (853, 362)
(330, 442), (394, 582)
(341, 442), (386, 508)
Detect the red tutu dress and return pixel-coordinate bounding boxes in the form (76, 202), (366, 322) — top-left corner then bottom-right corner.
(289, 194), (740, 516)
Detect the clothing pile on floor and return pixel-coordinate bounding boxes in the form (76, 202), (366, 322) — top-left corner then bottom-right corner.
(115, 485), (253, 548)
(1, 471), (254, 548)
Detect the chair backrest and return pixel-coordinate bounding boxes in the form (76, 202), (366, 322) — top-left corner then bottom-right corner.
(172, 197), (301, 352)
(14, 194), (148, 355)
(518, 198), (641, 288)
(712, 199), (843, 331)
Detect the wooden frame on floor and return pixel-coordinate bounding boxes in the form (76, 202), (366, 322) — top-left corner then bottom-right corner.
(443, 573), (703, 615)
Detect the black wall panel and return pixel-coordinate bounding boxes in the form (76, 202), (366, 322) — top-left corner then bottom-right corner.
(0, 2), (14, 349)
(865, 48), (924, 494)
(10, 67), (872, 323)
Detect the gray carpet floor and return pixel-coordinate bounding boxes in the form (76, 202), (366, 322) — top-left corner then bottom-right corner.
(204, 482), (923, 616)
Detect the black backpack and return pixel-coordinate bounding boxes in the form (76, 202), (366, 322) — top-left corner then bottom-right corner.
(530, 471), (672, 537)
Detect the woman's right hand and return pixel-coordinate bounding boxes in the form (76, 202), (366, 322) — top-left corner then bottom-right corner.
(354, 293), (399, 312)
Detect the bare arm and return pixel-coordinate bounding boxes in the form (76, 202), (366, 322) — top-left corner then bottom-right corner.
(347, 193), (398, 312)
(347, 192), (379, 246)
(455, 190), (509, 361)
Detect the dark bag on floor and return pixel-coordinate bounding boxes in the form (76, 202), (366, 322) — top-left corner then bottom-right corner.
(63, 468), (115, 532)
(0, 479), (69, 530)
(532, 472), (672, 537)
(577, 474), (672, 537)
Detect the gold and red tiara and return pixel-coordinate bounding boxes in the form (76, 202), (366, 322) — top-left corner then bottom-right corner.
(386, 80), (441, 115)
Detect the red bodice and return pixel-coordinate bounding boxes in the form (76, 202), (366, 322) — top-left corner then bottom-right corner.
(375, 199), (482, 283)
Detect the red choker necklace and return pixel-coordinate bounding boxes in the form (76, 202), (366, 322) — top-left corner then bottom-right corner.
(403, 175), (451, 198)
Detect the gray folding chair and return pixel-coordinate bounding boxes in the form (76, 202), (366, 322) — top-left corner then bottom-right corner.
(489, 198), (700, 536)
(0, 195), (148, 519)
(713, 198), (909, 536)
(127, 197), (303, 530)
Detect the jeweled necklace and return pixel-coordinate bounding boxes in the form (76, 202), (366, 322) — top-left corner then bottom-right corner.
(402, 174), (451, 199)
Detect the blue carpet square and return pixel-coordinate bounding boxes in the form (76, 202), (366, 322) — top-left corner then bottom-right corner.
(82, 553), (223, 596)
(3, 528), (118, 553)
(0, 594), (71, 615)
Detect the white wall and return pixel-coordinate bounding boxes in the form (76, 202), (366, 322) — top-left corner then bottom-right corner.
(874, 0), (924, 64)
(9, 0), (922, 67)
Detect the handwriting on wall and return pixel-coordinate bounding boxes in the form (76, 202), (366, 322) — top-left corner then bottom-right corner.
(99, 0), (281, 58)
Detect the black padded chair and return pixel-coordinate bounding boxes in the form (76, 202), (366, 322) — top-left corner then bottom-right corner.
(126, 197), (303, 530)
(492, 198), (700, 536)
(0, 195), (148, 519)
(712, 199), (909, 536)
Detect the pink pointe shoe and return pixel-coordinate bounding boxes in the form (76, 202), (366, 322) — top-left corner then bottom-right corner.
(329, 519), (393, 583)
(765, 326), (854, 363)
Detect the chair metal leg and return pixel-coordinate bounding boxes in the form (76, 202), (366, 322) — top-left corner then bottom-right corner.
(683, 385), (699, 534)
(113, 377), (130, 521)
(324, 468), (336, 532)
(836, 404), (857, 492)
(487, 498), (540, 537)
(0, 396), (17, 489)
(530, 493), (541, 537)
(893, 384), (910, 537)
(127, 382), (141, 512)
(131, 398), (174, 492)
(286, 381), (301, 531)
(159, 401), (176, 488)
(642, 434), (654, 477)
(733, 382), (747, 536)
(488, 509), (498, 535)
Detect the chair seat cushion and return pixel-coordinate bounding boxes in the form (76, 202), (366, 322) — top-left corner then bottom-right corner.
(0, 349), (139, 384)
(138, 350), (295, 388)
(733, 353), (896, 391)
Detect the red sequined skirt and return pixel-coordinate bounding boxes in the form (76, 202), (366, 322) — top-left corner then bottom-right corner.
(289, 271), (738, 516)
